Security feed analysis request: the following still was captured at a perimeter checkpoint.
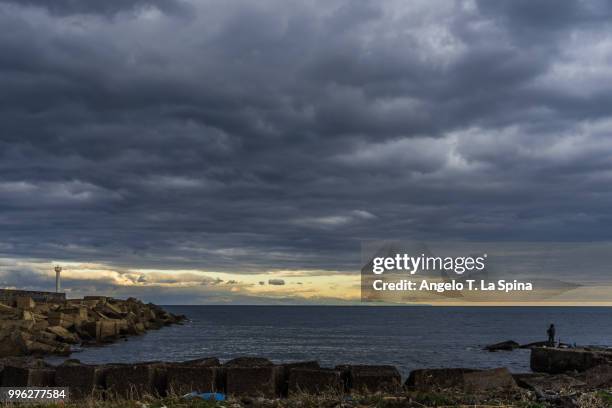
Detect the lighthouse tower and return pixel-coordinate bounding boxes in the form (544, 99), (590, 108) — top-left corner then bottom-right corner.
(54, 266), (62, 293)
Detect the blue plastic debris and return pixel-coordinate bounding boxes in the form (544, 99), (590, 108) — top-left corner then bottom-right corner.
(183, 392), (226, 401)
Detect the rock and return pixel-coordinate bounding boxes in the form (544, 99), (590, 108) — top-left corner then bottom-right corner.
(47, 311), (76, 329)
(514, 373), (586, 396)
(61, 306), (89, 320)
(105, 363), (166, 399)
(288, 368), (343, 395)
(80, 320), (119, 342)
(279, 361), (320, 395)
(181, 357), (221, 367)
(128, 321), (146, 335)
(1, 365), (55, 386)
(46, 326), (80, 344)
(531, 347), (612, 374)
(0, 295), (184, 358)
(582, 364), (612, 388)
(21, 310), (35, 321)
(16, 296), (36, 311)
(339, 365), (402, 393)
(406, 368), (480, 390)
(226, 366), (281, 397)
(55, 363), (107, 399)
(0, 330), (29, 357)
(0, 303), (19, 316)
(224, 357), (274, 367)
(485, 340), (520, 352)
(520, 341), (550, 349)
(463, 368), (517, 392)
(166, 364), (218, 395)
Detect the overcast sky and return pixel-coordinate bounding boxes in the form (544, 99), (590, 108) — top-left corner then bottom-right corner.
(2, 0), (612, 303)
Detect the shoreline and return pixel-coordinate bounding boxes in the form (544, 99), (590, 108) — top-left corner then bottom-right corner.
(0, 293), (185, 358)
(0, 348), (611, 407)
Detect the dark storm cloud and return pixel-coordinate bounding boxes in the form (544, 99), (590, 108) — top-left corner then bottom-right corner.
(1, 0), (612, 280)
(0, 0), (189, 17)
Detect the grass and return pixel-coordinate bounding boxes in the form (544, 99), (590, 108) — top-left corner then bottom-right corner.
(2, 389), (611, 408)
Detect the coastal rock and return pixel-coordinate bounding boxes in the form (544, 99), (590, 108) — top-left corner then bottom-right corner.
(288, 368), (343, 395)
(406, 368), (480, 390)
(520, 341), (550, 349)
(485, 340), (520, 352)
(1, 365), (55, 386)
(463, 368), (517, 392)
(279, 361), (320, 395)
(181, 357), (221, 367)
(166, 364), (218, 395)
(531, 347), (612, 374)
(55, 363), (108, 399)
(514, 373), (586, 396)
(582, 364), (612, 388)
(16, 296), (36, 311)
(105, 363), (166, 399)
(225, 357), (274, 367)
(226, 366), (281, 397)
(339, 365), (402, 393)
(46, 326), (80, 344)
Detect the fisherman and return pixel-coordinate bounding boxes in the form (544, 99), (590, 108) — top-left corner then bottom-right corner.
(547, 323), (556, 346)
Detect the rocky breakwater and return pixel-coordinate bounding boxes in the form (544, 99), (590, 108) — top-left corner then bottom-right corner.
(0, 356), (523, 400)
(3, 355), (612, 405)
(0, 295), (185, 357)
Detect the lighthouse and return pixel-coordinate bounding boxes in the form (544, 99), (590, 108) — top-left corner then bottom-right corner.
(54, 266), (62, 293)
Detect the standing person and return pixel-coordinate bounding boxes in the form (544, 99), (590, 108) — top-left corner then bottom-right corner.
(547, 324), (556, 346)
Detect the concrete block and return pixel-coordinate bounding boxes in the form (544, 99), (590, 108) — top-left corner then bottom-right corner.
(288, 368), (343, 395)
(347, 365), (401, 393)
(166, 365), (217, 395)
(2, 366), (55, 387)
(55, 364), (106, 399)
(406, 368), (479, 391)
(463, 368), (517, 391)
(105, 364), (166, 398)
(226, 366), (281, 397)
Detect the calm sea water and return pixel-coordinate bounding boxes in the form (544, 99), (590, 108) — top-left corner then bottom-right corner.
(47, 306), (612, 377)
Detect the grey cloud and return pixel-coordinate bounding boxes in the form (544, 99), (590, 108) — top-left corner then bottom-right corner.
(0, 0), (612, 287)
(268, 279), (285, 286)
(0, 0), (189, 17)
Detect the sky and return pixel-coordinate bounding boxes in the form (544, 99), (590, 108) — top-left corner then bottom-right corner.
(2, 0), (612, 304)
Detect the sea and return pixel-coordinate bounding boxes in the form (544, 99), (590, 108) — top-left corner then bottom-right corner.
(46, 306), (612, 378)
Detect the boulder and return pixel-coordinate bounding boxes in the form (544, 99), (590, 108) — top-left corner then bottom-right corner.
(514, 373), (586, 395)
(279, 361), (320, 395)
(288, 368), (343, 395)
(530, 347), (612, 374)
(226, 366), (281, 397)
(181, 357), (220, 367)
(406, 368), (480, 391)
(55, 363), (107, 399)
(520, 341), (550, 349)
(46, 326), (80, 344)
(485, 340), (520, 352)
(47, 311), (76, 329)
(16, 296), (35, 311)
(61, 306), (89, 320)
(0, 303), (19, 317)
(582, 364), (612, 388)
(224, 356), (273, 367)
(165, 365), (217, 395)
(127, 321), (146, 335)
(463, 368), (517, 392)
(80, 320), (118, 342)
(1, 365), (55, 386)
(339, 365), (402, 393)
(105, 363), (166, 399)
